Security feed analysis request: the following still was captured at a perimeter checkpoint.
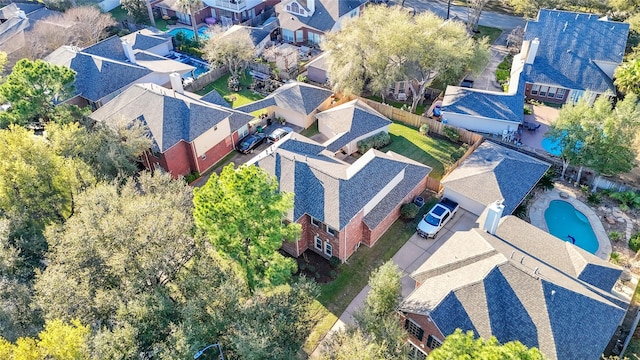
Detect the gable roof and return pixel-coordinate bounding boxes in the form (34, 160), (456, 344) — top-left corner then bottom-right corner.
(121, 29), (172, 51)
(522, 9), (629, 94)
(223, 25), (271, 47)
(236, 81), (332, 114)
(316, 99), (391, 152)
(256, 134), (431, 230)
(199, 89), (231, 108)
(441, 141), (550, 215)
(90, 83), (253, 152)
(401, 217), (627, 360)
(442, 70), (526, 123)
(276, 0), (365, 33)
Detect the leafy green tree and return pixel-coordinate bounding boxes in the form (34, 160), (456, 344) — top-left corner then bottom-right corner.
(46, 119), (152, 181)
(0, 51), (6, 80)
(34, 171), (194, 327)
(0, 59), (82, 128)
(323, 7), (489, 113)
(615, 58), (640, 95)
(203, 26), (256, 87)
(428, 329), (545, 359)
(193, 164), (300, 291)
(320, 328), (387, 360)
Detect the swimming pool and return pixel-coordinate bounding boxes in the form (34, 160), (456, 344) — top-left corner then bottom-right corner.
(541, 137), (562, 156)
(544, 200), (599, 253)
(167, 27), (209, 41)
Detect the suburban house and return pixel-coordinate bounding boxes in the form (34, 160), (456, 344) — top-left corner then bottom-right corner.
(152, 0), (210, 26)
(441, 141), (550, 216)
(220, 24), (274, 55)
(153, 0), (278, 26)
(316, 99), (391, 155)
(275, 0), (367, 45)
(399, 212), (628, 360)
(305, 51), (329, 84)
(45, 35), (196, 109)
(236, 81), (333, 128)
(90, 82), (254, 177)
(0, 2), (62, 61)
(255, 133), (431, 261)
(520, 9), (629, 104)
(120, 29), (175, 57)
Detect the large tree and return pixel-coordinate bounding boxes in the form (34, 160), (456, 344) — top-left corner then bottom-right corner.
(0, 319), (90, 359)
(323, 7), (489, 113)
(193, 164), (300, 292)
(428, 329), (545, 359)
(203, 26), (256, 85)
(176, 0), (204, 42)
(0, 59), (82, 127)
(614, 58), (640, 95)
(121, 0), (156, 26)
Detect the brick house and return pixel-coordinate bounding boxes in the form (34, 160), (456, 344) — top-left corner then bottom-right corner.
(399, 212), (628, 360)
(276, 0), (367, 45)
(521, 9), (629, 104)
(255, 133), (431, 262)
(90, 82), (254, 178)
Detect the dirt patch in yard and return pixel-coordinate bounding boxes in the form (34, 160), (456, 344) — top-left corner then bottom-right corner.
(283, 250), (338, 284)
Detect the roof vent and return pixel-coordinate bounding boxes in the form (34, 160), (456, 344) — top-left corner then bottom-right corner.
(520, 256), (525, 264)
(563, 21), (568, 31)
(551, 290), (556, 296)
(533, 267), (539, 274)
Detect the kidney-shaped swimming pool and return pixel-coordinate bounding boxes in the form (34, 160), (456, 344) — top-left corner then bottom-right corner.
(544, 200), (599, 254)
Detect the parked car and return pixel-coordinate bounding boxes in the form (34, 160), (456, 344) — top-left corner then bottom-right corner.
(266, 127), (293, 144)
(237, 133), (266, 154)
(460, 79), (474, 88)
(416, 198), (459, 238)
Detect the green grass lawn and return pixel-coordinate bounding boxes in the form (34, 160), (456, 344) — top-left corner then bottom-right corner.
(382, 122), (464, 179)
(367, 95), (427, 116)
(300, 121), (319, 138)
(304, 196), (438, 354)
(474, 25), (503, 45)
(195, 73), (264, 108)
(452, 0), (516, 15)
(108, 6), (168, 31)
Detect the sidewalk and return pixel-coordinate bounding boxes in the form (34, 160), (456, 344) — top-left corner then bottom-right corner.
(309, 210), (479, 358)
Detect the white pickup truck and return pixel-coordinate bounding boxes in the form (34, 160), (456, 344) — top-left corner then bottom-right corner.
(416, 198), (459, 238)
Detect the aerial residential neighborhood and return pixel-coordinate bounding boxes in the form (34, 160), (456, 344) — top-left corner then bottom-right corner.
(0, 0), (640, 358)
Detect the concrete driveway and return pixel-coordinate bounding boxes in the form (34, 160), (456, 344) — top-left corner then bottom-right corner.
(310, 209), (479, 358)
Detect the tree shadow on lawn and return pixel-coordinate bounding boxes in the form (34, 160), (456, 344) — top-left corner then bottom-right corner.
(382, 132), (456, 180)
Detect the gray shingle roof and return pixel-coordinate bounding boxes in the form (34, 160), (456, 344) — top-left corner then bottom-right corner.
(317, 99), (391, 152)
(401, 218), (627, 360)
(200, 89), (231, 108)
(257, 136), (431, 230)
(522, 9), (629, 94)
(90, 83), (252, 152)
(441, 141), (550, 215)
(46, 46), (152, 102)
(82, 36), (128, 61)
(121, 29), (171, 51)
(442, 72), (526, 123)
(277, 0), (365, 33)
(236, 81), (332, 114)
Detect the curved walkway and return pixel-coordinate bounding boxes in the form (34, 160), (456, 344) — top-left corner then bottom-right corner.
(529, 184), (612, 260)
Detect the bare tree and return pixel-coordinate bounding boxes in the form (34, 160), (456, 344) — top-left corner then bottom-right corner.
(467, 0), (489, 32)
(61, 7), (117, 46)
(507, 26), (524, 51)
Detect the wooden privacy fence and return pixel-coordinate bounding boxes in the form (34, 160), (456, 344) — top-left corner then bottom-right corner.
(185, 66), (228, 93)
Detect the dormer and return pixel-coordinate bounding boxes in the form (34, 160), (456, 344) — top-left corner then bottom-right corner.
(285, 0), (315, 17)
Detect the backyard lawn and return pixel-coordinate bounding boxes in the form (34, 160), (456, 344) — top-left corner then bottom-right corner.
(195, 73), (264, 108)
(383, 122), (465, 179)
(367, 95), (427, 116)
(474, 25), (503, 44)
(303, 195), (438, 355)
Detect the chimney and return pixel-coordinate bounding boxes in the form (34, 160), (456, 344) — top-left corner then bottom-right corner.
(483, 200), (505, 235)
(525, 38), (539, 65)
(121, 40), (136, 64)
(169, 72), (184, 94)
(16, 10), (26, 19)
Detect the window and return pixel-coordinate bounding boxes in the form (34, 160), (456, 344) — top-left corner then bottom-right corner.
(398, 81), (406, 93)
(286, 5), (290, 10)
(324, 241), (332, 256)
(291, 2), (299, 13)
(556, 88), (566, 99)
(201, 154), (206, 160)
(311, 217), (321, 227)
(315, 236), (322, 251)
(327, 226), (338, 237)
(409, 345), (427, 360)
(295, 30), (303, 43)
(282, 29), (294, 42)
(539, 86), (548, 97)
(547, 87), (556, 98)
(404, 319), (424, 341)
(531, 84), (540, 95)
(299, 7), (304, 14)
(426, 335), (442, 350)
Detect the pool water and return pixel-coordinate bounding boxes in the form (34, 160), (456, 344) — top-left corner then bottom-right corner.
(544, 200), (599, 254)
(541, 137), (562, 156)
(167, 27), (209, 41)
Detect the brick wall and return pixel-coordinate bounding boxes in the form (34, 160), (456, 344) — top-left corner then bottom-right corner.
(399, 312), (446, 356)
(342, 211), (364, 260)
(524, 83), (567, 104)
(193, 134), (235, 174)
(162, 141), (195, 177)
(367, 176), (428, 246)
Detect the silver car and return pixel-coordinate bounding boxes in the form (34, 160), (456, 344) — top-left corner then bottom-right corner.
(267, 127), (293, 144)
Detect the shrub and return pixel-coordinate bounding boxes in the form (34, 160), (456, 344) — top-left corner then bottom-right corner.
(296, 74), (308, 82)
(611, 190), (640, 209)
(496, 69), (510, 84)
(442, 126), (460, 143)
(329, 256), (341, 269)
(609, 231), (622, 242)
(419, 123), (429, 135)
(184, 171), (200, 184)
(330, 270), (337, 279)
(610, 251), (621, 264)
(587, 192), (601, 205)
(523, 106), (532, 115)
(357, 131), (391, 154)
(307, 265), (316, 273)
(400, 203), (420, 220)
(299, 262), (308, 271)
(450, 143), (469, 162)
(314, 272), (321, 280)
(629, 233), (640, 252)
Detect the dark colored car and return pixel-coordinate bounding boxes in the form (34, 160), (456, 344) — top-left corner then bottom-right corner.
(237, 133), (266, 154)
(267, 127), (293, 144)
(460, 79), (474, 88)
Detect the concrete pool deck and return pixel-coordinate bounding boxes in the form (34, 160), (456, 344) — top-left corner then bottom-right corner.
(529, 184), (612, 260)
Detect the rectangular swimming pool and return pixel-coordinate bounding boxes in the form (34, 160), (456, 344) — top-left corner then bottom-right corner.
(167, 27), (209, 41)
